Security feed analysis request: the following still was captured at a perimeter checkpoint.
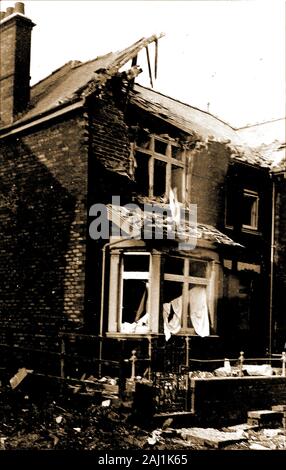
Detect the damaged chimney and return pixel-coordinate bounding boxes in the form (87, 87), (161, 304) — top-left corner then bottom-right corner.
(0, 2), (35, 125)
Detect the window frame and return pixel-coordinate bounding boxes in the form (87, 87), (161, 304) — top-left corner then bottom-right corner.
(134, 134), (187, 202)
(241, 189), (259, 231)
(107, 248), (218, 337)
(119, 252), (151, 333)
(163, 256), (209, 333)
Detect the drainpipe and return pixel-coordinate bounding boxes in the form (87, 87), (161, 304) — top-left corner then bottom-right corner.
(269, 176), (276, 356)
(99, 237), (124, 376)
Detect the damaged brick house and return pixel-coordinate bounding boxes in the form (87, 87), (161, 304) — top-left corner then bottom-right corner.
(0, 4), (283, 374)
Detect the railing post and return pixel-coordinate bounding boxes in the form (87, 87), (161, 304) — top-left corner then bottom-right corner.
(60, 336), (65, 379)
(130, 349), (137, 381)
(239, 351), (244, 377)
(148, 336), (152, 381)
(185, 336), (190, 367)
(98, 336), (103, 379)
(282, 351), (286, 377)
(118, 339), (126, 399)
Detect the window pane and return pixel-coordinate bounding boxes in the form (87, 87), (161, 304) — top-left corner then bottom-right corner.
(121, 279), (149, 330)
(171, 145), (182, 161)
(135, 151), (149, 196)
(189, 260), (207, 277)
(136, 135), (151, 150)
(242, 193), (258, 228)
(154, 139), (168, 155)
(171, 165), (183, 202)
(164, 256), (184, 275)
(153, 159), (167, 197)
(124, 254), (150, 272)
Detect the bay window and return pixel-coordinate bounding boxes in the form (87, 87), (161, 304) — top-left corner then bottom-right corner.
(107, 250), (217, 338)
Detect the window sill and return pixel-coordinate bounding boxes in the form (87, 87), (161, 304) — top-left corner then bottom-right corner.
(106, 332), (160, 339)
(106, 332), (219, 339)
(241, 227), (261, 235)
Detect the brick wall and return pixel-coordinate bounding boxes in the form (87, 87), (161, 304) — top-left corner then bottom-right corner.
(0, 15), (34, 124)
(273, 178), (286, 351)
(190, 376), (286, 425)
(88, 92), (131, 180)
(0, 111), (88, 364)
(190, 141), (230, 226)
(85, 91), (135, 331)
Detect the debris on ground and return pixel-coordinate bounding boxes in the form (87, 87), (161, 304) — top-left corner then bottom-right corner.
(1, 372), (286, 450)
(9, 368), (32, 390)
(178, 427), (247, 448)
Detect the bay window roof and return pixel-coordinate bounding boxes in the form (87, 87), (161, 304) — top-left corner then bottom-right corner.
(106, 204), (242, 247)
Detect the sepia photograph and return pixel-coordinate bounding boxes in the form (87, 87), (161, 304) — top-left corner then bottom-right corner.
(0, 0), (285, 466)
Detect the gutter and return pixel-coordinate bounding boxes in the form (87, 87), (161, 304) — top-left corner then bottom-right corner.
(0, 99), (85, 140)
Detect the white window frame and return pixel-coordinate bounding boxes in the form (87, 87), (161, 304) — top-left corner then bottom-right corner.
(107, 250), (217, 337)
(242, 189), (259, 231)
(163, 257), (209, 333)
(119, 252), (151, 333)
(134, 134), (186, 202)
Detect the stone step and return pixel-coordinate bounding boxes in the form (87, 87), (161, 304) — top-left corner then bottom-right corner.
(272, 404), (286, 415)
(179, 427), (247, 449)
(247, 410), (283, 427)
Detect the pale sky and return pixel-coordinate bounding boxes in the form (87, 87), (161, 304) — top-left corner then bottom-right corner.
(1, 0), (285, 127)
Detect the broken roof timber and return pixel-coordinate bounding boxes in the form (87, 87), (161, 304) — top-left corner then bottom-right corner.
(74, 33), (165, 99)
(0, 33), (165, 134)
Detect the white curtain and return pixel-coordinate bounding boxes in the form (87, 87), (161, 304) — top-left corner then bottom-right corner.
(163, 295), (183, 341)
(189, 286), (210, 337)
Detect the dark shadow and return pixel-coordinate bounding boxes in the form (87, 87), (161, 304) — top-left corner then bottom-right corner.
(0, 137), (77, 371)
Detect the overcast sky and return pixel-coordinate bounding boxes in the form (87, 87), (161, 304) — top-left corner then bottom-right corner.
(1, 0), (285, 128)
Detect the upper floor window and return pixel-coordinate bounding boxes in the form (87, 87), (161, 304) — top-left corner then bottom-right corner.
(225, 185), (259, 232)
(242, 190), (259, 231)
(134, 135), (186, 202)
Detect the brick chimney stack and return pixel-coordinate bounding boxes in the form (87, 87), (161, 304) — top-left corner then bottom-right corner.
(0, 2), (35, 125)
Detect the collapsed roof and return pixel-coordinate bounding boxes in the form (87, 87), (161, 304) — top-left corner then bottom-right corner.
(0, 34), (280, 170)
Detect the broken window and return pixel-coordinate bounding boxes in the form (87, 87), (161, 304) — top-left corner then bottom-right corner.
(134, 135), (186, 202)
(135, 151), (149, 196)
(163, 256), (210, 338)
(120, 253), (150, 334)
(242, 190), (259, 230)
(108, 251), (215, 338)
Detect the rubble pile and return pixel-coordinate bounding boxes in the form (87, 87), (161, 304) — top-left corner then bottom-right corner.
(1, 368), (286, 450)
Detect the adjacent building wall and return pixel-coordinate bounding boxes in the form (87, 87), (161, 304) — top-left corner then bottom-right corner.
(0, 111), (89, 362)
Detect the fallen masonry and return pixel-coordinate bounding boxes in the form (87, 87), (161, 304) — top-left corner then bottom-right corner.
(178, 427), (247, 449)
